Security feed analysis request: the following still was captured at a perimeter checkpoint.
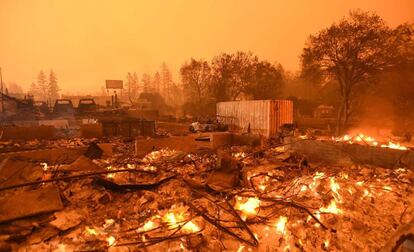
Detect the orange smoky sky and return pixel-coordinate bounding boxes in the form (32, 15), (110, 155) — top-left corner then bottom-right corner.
(1, 0), (413, 94)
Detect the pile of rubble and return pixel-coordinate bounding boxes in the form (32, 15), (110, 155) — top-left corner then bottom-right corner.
(0, 137), (413, 251)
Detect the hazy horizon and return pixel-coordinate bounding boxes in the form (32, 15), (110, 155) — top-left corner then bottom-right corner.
(1, 0), (413, 94)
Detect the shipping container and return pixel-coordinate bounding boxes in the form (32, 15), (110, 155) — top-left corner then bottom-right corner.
(216, 100), (293, 138)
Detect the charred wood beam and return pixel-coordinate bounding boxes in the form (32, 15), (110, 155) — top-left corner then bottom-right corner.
(187, 201), (258, 247)
(0, 168), (138, 192)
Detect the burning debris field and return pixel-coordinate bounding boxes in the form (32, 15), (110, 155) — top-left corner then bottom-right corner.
(0, 134), (413, 252)
(1, 2), (414, 251)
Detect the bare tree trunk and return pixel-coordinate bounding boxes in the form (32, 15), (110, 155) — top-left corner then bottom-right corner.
(336, 100), (344, 135)
(343, 94), (348, 132)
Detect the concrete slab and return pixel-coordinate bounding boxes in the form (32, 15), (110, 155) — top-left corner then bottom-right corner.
(135, 132), (264, 157)
(0, 186), (63, 223)
(0, 158), (43, 189)
(80, 124), (103, 138)
(38, 120), (69, 129)
(0, 144), (112, 164)
(290, 139), (414, 169)
(0, 147), (87, 164)
(135, 135), (212, 157)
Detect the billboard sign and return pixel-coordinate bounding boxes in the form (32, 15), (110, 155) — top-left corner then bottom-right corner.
(105, 80), (123, 89)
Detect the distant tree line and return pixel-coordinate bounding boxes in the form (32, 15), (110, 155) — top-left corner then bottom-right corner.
(124, 63), (182, 112)
(29, 70), (60, 105)
(180, 52), (285, 116)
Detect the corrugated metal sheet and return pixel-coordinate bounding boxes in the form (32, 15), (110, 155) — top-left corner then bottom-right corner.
(217, 100), (293, 138)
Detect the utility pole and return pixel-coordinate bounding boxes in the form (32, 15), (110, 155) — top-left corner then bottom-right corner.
(0, 67), (4, 113)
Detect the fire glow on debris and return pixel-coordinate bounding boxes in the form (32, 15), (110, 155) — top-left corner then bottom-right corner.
(237, 244), (245, 252)
(332, 133), (408, 150)
(85, 226), (99, 236)
(106, 166), (115, 178)
(162, 211), (200, 232)
(106, 236), (116, 246)
(40, 162), (48, 171)
(232, 152), (246, 159)
(324, 239), (330, 249)
(144, 205), (202, 233)
(381, 141), (408, 150)
(308, 171), (325, 192)
(103, 219), (115, 229)
(275, 216), (288, 234)
(143, 148), (178, 163)
(329, 177), (342, 202)
(319, 199), (342, 214)
(139, 220), (157, 232)
(234, 197), (261, 219)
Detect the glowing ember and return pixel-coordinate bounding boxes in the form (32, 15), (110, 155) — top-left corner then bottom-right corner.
(106, 166), (115, 178)
(300, 185), (308, 192)
(103, 219), (115, 229)
(329, 177), (341, 202)
(355, 181), (365, 186)
(106, 236), (116, 246)
(85, 226), (99, 236)
(139, 220), (157, 232)
(324, 239), (330, 248)
(126, 164), (135, 169)
(234, 197), (261, 219)
(319, 199), (342, 214)
(258, 184), (267, 191)
(339, 172), (349, 179)
(333, 133), (408, 150)
(161, 206), (200, 233)
(309, 172), (325, 192)
(54, 244), (67, 252)
(232, 152), (246, 159)
(276, 216), (288, 234)
(143, 165), (157, 172)
(182, 220), (200, 233)
(381, 141), (407, 150)
(382, 185), (392, 191)
(361, 189), (372, 199)
(163, 212), (182, 228)
(40, 162), (48, 171)
(143, 148), (177, 163)
(237, 245), (245, 252)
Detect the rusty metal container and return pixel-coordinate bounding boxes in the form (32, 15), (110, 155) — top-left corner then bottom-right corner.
(216, 100), (293, 138)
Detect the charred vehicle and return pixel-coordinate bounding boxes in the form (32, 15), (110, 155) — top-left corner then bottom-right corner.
(77, 98), (97, 116)
(53, 99), (74, 117)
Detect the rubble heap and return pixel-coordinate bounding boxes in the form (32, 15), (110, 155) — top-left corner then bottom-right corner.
(0, 138), (413, 251)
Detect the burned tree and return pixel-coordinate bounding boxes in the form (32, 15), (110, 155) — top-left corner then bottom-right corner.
(301, 10), (397, 134)
(244, 61), (284, 100)
(126, 72), (139, 104)
(48, 69), (60, 104)
(180, 59), (212, 115)
(210, 52), (258, 101)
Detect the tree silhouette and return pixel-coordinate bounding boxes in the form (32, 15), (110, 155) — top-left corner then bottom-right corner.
(48, 69), (60, 104)
(301, 10), (402, 133)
